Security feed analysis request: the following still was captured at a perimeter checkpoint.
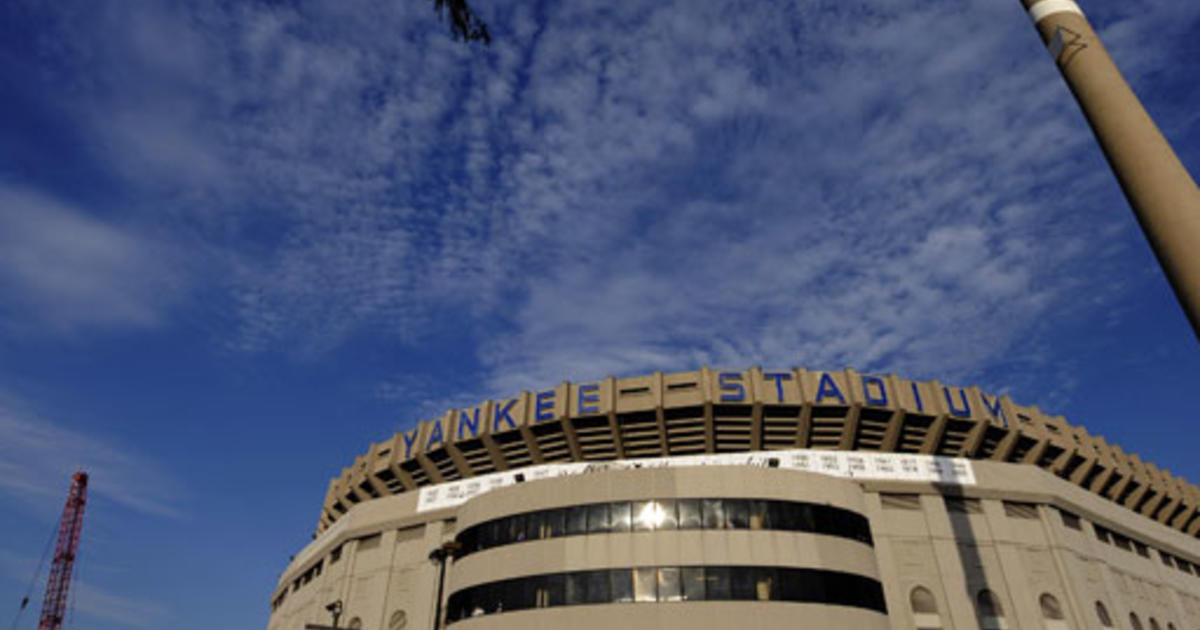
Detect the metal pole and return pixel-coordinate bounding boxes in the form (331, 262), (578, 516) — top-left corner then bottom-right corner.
(429, 542), (460, 630)
(1019, 0), (1200, 339)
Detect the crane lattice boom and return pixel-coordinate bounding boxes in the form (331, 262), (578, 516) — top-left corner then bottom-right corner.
(38, 471), (88, 630)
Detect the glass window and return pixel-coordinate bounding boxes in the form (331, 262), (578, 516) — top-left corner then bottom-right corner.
(482, 582), (503, 613)
(681, 567), (706, 601)
(610, 569), (633, 603)
(587, 503), (611, 534)
(702, 499), (725, 529)
(634, 568), (657, 602)
(565, 572), (587, 605)
(749, 500), (770, 530)
(730, 567), (756, 600)
(505, 576), (534, 611)
(726, 499), (749, 529)
(509, 514), (526, 542)
(678, 499), (702, 529)
(753, 567), (777, 601)
(610, 502), (632, 533)
(544, 506), (566, 535)
(584, 570), (610, 604)
(567, 506), (588, 536)
(478, 521), (496, 549)
(658, 500), (678, 530)
(705, 567), (731, 600)
(524, 511), (542, 541)
(634, 501), (657, 531)
(658, 567), (682, 602)
(544, 574), (565, 607)
(767, 501), (786, 530)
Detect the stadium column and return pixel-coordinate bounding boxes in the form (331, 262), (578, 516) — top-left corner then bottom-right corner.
(1020, 0), (1200, 338)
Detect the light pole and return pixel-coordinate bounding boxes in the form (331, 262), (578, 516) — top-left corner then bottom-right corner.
(428, 541), (462, 630)
(1018, 0), (1200, 339)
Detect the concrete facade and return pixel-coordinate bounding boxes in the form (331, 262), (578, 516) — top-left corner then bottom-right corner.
(268, 367), (1200, 629)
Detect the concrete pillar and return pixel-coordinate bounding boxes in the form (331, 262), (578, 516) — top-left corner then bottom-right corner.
(1021, 0), (1200, 338)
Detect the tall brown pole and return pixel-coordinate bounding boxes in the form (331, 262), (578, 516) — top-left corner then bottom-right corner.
(1020, 0), (1200, 339)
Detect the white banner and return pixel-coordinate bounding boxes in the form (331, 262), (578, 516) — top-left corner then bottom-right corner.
(416, 448), (975, 513)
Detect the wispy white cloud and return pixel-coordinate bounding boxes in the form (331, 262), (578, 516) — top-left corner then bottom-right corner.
(22, 0), (1199, 407)
(0, 186), (185, 334)
(0, 392), (182, 519)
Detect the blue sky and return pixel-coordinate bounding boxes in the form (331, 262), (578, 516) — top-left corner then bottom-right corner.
(1, 0), (1198, 627)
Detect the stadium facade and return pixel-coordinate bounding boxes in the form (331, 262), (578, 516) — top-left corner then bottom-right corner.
(268, 367), (1200, 630)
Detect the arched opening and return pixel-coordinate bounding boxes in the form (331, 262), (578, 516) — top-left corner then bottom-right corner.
(1150, 619), (1162, 630)
(347, 618), (363, 630)
(1095, 601), (1113, 628)
(977, 589), (1007, 629)
(1130, 612), (1145, 630)
(911, 586), (943, 630)
(1040, 593), (1068, 630)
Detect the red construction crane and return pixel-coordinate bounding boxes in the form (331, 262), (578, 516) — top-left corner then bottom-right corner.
(37, 471), (88, 630)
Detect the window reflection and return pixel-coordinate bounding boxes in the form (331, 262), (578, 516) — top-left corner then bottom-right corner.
(446, 565), (887, 624)
(454, 497), (873, 558)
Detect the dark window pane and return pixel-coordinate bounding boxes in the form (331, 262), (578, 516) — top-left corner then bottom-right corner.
(658, 567), (682, 602)
(505, 577), (534, 611)
(611, 502), (632, 533)
(702, 499), (725, 529)
(509, 514), (526, 542)
(795, 504), (815, 531)
(785, 568), (826, 603)
(483, 582), (503, 613)
(458, 529), (476, 555)
(566, 572), (587, 605)
(634, 568), (657, 602)
(633, 500), (656, 531)
(567, 506), (589, 536)
(678, 499), (702, 529)
(525, 511), (542, 541)
(544, 508), (566, 538)
(588, 503), (611, 534)
(611, 569), (634, 603)
(754, 567), (777, 601)
(682, 567), (706, 601)
(749, 500), (770, 530)
(730, 567), (756, 600)
(658, 500), (678, 530)
(545, 574), (566, 607)
(726, 499), (749, 529)
(585, 570), (610, 604)
(706, 567), (731, 600)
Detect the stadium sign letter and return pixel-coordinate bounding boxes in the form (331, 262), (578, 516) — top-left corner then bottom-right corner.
(458, 408), (481, 440)
(815, 373), (846, 404)
(493, 399), (517, 432)
(535, 390), (555, 422)
(578, 384), (600, 414)
(764, 372), (792, 402)
(719, 372), (746, 402)
(943, 387), (971, 418)
(862, 375), (888, 407)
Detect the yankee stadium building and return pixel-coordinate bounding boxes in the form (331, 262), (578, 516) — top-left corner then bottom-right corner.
(267, 367), (1200, 630)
